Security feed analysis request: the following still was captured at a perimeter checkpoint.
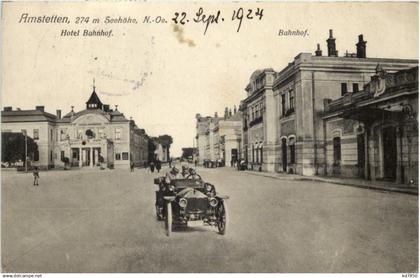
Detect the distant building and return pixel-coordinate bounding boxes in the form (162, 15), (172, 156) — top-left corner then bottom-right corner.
(240, 30), (418, 176)
(150, 135), (173, 162)
(1, 86), (149, 169)
(181, 147), (197, 160)
(195, 107), (242, 166)
(323, 66), (418, 185)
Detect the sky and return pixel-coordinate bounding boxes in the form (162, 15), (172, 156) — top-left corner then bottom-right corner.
(1, 1), (418, 156)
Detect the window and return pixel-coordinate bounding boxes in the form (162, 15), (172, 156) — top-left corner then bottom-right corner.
(115, 153), (121, 160)
(341, 83), (348, 96)
(98, 128), (104, 139)
(122, 152), (129, 160)
(115, 128), (122, 140)
(50, 129), (53, 140)
(61, 151), (65, 161)
(260, 145), (263, 163)
(352, 83), (359, 93)
(50, 150), (53, 161)
(33, 129), (39, 140)
(290, 144), (295, 164)
(281, 94), (286, 116)
(60, 129), (67, 141)
(77, 129), (83, 139)
(333, 137), (341, 164)
(289, 89), (295, 110)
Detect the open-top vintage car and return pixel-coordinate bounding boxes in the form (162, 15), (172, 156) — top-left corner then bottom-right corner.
(154, 172), (228, 236)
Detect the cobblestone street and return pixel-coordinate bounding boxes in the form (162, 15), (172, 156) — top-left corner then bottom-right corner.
(2, 166), (418, 272)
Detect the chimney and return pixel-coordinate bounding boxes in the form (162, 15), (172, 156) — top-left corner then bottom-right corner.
(234, 105), (237, 114)
(356, 34), (367, 58)
(224, 107), (228, 119)
(56, 109), (61, 119)
(315, 43), (322, 56)
(3, 106), (12, 111)
(35, 106), (45, 112)
(326, 29), (337, 57)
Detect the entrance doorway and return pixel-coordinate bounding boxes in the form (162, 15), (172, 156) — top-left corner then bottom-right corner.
(71, 148), (80, 167)
(382, 126), (397, 180)
(82, 148), (91, 167)
(357, 134), (365, 178)
(282, 138), (287, 172)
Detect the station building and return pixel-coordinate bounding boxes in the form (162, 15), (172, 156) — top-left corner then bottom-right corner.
(1, 87), (149, 169)
(323, 66), (418, 185)
(240, 30), (418, 176)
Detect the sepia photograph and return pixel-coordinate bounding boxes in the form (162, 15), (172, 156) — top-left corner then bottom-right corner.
(0, 0), (418, 275)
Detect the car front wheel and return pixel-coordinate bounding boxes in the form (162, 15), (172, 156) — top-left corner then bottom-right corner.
(166, 202), (172, 236)
(217, 201), (227, 235)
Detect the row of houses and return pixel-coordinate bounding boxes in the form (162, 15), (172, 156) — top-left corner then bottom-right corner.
(1, 86), (172, 169)
(196, 30), (418, 186)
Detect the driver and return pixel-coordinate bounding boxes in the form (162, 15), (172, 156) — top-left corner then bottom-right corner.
(187, 168), (201, 180)
(165, 167), (180, 184)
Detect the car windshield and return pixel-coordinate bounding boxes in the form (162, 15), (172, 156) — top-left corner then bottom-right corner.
(170, 179), (203, 189)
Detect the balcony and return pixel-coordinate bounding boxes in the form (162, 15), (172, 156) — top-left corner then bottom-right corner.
(249, 116), (263, 127)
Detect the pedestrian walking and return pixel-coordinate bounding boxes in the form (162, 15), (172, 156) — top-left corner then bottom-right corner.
(149, 161), (155, 173)
(130, 161), (135, 172)
(156, 160), (162, 173)
(33, 167), (39, 186)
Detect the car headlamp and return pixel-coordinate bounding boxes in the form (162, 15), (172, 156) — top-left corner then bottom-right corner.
(205, 183), (213, 193)
(179, 198), (188, 208)
(209, 197), (218, 207)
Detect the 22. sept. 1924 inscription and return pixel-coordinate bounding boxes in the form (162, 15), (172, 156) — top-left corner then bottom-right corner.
(17, 7), (265, 37)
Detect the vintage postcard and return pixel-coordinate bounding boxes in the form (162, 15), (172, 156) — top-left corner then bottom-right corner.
(1, 0), (418, 275)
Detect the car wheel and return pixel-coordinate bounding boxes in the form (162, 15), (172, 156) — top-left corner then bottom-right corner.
(166, 201), (172, 236)
(217, 201), (227, 235)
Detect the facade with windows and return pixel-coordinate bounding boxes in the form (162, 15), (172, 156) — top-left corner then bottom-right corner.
(195, 108), (242, 166)
(241, 30), (418, 176)
(323, 66), (418, 185)
(1, 89), (149, 169)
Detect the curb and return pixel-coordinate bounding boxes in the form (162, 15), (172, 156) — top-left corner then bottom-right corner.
(243, 170), (418, 196)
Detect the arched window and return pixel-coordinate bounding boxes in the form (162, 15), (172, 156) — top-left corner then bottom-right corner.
(333, 137), (341, 164)
(289, 137), (296, 164)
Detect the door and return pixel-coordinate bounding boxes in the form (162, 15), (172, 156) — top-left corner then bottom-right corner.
(382, 126), (397, 180)
(282, 138), (287, 172)
(357, 134), (365, 178)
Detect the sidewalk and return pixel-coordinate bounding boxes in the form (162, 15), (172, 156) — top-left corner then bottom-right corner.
(242, 169), (418, 195)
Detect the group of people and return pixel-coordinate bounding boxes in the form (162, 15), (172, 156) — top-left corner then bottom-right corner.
(148, 160), (162, 173)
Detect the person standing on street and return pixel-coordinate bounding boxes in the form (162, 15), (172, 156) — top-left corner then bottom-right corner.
(149, 161), (155, 173)
(156, 160), (162, 173)
(33, 167), (39, 186)
(130, 161), (135, 172)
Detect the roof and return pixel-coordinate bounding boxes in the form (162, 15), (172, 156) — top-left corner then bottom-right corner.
(2, 109), (57, 123)
(86, 91), (103, 106)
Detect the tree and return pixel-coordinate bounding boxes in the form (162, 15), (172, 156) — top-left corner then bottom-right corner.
(1, 132), (38, 165)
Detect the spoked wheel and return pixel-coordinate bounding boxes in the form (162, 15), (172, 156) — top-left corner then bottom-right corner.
(165, 201), (172, 236)
(156, 204), (164, 221)
(217, 201), (227, 235)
